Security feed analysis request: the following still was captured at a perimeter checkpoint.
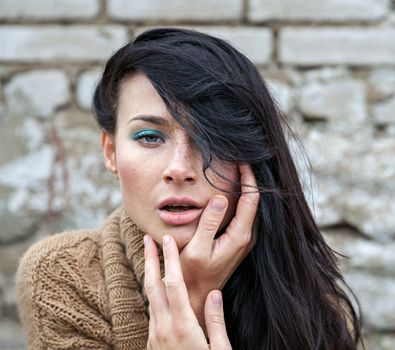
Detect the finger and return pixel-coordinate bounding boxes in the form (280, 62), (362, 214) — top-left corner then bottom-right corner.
(226, 164), (259, 239)
(188, 195), (228, 257)
(212, 165), (259, 262)
(148, 305), (155, 328)
(162, 234), (195, 320)
(144, 235), (169, 323)
(205, 291), (232, 349)
(235, 164), (259, 228)
(147, 305), (156, 350)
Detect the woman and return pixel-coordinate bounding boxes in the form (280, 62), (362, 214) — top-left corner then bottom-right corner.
(16, 28), (361, 349)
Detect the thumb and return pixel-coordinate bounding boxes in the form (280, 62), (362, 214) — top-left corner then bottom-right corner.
(205, 290), (232, 349)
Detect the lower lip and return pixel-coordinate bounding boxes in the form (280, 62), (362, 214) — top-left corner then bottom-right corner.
(158, 208), (203, 225)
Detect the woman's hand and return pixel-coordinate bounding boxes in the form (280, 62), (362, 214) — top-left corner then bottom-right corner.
(144, 234), (232, 350)
(179, 164), (259, 329)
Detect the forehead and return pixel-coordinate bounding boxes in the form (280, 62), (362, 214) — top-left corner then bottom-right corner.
(117, 71), (173, 125)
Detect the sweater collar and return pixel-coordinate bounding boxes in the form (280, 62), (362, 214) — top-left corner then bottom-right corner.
(118, 206), (146, 289)
(100, 206), (150, 349)
(103, 205), (164, 304)
(119, 206), (165, 287)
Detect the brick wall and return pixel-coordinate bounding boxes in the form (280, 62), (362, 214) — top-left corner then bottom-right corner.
(0, 1), (394, 349)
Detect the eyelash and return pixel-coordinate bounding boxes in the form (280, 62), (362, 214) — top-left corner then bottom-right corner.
(132, 129), (166, 145)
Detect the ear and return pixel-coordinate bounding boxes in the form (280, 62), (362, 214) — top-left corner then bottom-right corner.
(101, 129), (118, 175)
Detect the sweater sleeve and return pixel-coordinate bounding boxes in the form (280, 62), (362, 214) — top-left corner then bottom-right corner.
(16, 231), (113, 350)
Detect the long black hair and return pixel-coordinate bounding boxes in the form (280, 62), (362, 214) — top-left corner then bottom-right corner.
(93, 27), (361, 350)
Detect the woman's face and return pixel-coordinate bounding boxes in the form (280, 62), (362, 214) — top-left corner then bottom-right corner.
(102, 72), (239, 251)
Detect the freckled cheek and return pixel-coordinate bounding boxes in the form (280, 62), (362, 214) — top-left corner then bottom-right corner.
(116, 157), (143, 200)
(116, 155), (159, 203)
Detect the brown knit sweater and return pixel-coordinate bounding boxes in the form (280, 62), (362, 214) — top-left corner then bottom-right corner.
(16, 207), (152, 350)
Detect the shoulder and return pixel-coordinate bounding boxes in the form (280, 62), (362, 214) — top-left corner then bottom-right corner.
(24, 227), (100, 254)
(16, 228), (102, 292)
(16, 228), (112, 349)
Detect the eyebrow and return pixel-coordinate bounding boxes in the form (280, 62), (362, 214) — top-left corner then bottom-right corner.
(127, 115), (169, 126)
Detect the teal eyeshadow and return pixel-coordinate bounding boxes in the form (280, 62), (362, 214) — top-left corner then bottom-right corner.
(131, 129), (166, 140)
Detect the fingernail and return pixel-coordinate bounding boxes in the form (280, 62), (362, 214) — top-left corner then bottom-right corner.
(211, 291), (222, 306)
(163, 235), (171, 247)
(144, 235), (151, 246)
(211, 197), (226, 212)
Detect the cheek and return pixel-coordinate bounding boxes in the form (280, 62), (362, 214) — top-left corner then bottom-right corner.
(116, 150), (160, 209)
(117, 157), (137, 188)
(116, 153), (146, 203)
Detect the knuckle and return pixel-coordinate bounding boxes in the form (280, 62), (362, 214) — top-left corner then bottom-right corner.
(144, 280), (156, 297)
(239, 233), (252, 249)
(230, 219), (241, 232)
(252, 193), (260, 206)
(173, 321), (189, 339)
(202, 216), (220, 232)
(163, 275), (183, 289)
(184, 251), (205, 265)
(227, 221), (252, 249)
(207, 313), (226, 326)
(147, 337), (155, 349)
(229, 220), (247, 239)
(240, 192), (260, 207)
(155, 325), (169, 343)
(226, 219), (238, 232)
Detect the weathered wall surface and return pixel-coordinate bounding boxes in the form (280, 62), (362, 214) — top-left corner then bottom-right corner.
(0, 0), (394, 349)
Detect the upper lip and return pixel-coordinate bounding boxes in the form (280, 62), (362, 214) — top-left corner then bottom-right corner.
(158, 197), (204, 209)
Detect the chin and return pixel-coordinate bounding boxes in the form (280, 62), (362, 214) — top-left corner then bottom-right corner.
(165, 225), (196, 251)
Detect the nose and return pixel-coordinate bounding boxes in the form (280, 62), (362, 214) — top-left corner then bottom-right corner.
(163, 139), (198, 185)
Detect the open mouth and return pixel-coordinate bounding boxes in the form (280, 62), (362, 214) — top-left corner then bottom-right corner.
(161, 204), (198, 212)
(158, 200), (204, 225)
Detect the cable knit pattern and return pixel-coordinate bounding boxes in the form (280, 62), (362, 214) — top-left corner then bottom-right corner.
(16, 207), (150, 350)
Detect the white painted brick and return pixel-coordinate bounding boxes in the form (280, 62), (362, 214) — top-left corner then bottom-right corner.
(304, 129), (394, 187)
(279, 28), (395, 66)
(345, 271), (395, 327)
(0, 146), (53, 190)
(368, 69), (395, 100)
(324, 231), (395, 275)
(304, 129), (353, 176)
(249, 0), (389, 22)
(4, 69), (69, 118)
(0, 0), (99, 19)
(190, 26), (272, 65)
(298, 79), (367, 124)
(108, 0), (242, 21)
(77, 68), (101, 110)
(266, 79), (293, 113)
(388, 124), (395, 136)
(0, 26), (128, 62)
(372, 96), (395, 124)
(0, 103), (4, 120)
(307, 176), (343, 227)
(302, 67), (350, 84)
